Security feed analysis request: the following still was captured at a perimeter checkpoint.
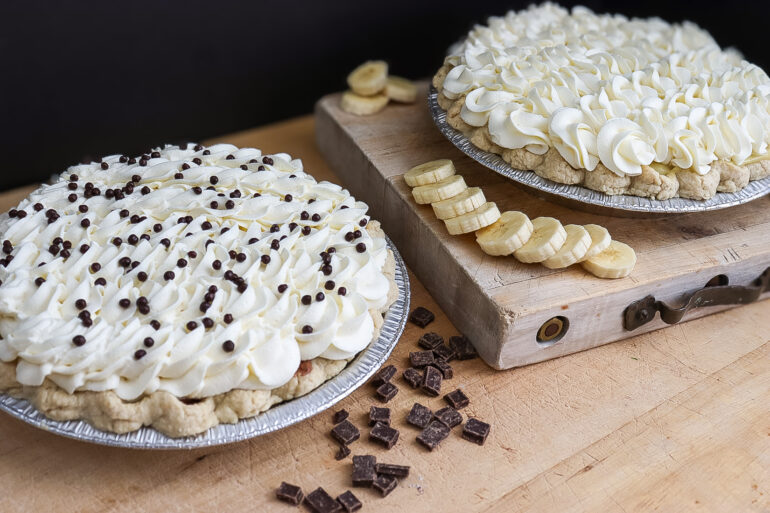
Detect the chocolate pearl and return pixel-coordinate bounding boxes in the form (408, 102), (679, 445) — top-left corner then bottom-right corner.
(260, 255), (271, 265)
(68, 193), (77, 203)
(119, 209), (129, 218)
(237, 282), (247, 293)
(289, 174), (296, 178)
(143, 337), (154, 348)
(210, 176), (219, 185)
(284, 194), (293, 202)
(119, 155), (128, 163)
(78, 204), (88, 213)
(344, 232), (355, 242)
(16, 211), (27, 219)
(207, 186), (215, 191)
(63, 241), (72, 249)
(177, 258), (187, 268)
(338, 287), (347, 296)
(128, 158), (136, 164)
(212, 260), (222, 270)
(202, 317), (214, 328)
(138, 304), (150, 315)
(79, 244), (90, 254)
(270, 224), (279, 233)
(302, 227), (311, 235)
(119, 298), (131, 308)
(253, 192), (261, 198)
(199, 302), (211, 312)
(301, 295), (312, 305)
(236, 253), (246, 262)
(49, 245), (60, 255)
(131, 261), (140, 269)
(112, 237), (122, 247)
(78, 310), (91, 320)
(220, 227), (230, 234)
(271, 240), (280, 250)
(187, 251), (197, 259)
(34, 203), (44, 211)
(248, 237), (259, 244)
(150, 151), (160, 159)
(226, 154), (235, 160)
(185, 215), (193, 223)
(53, 237), (63, 245)
(72, 335), (86, 347)
(153, 223), (162, 233)
(228, 250), (237, 259)
(262, 156), (273, 165)
(240, 164), (248, 170)
(277, 284), (288, 293)
(186, 321), (198, 331)
(150, 320), (161, 330)
(73, 299), (87, 311)
(224, 270), (235, 280)
(182, 163), (190, 170)
(128, 234), (139, 245)
(353, 230), (362, 239)
(134, 349), (147, 360)
(258, 165), (265, 171)
(324, 280), (335, 290)
(225, 200), (235, 209)
(90, 262), (101, 272)
(311, 213), (321, 222)
(164, 271), (175, 280)
(115, 191), (125, 200)
(100, 162), (109, 170)
(321, 253), (332, 264)
(356, 242), (366, 253)
(288, 222), (297, 231)
(204, 292), (215, 302)
(315, 292), (325, 302)
(137, 271), (148, 282)
(67, 183), (77, 191)
(137, 296), (148, 306)
(222, 340), (235, 352)
(69, 174), (78, 181)
(95, 277), (107, 286)
(321, 264), (332, 276)
(141, 186), (151, 195)
(201, 221), (212, 230)
(60, 249), (71, 259)
(193, 186), (202, 194)
(301, 325), (313, 334)
(339, 204), (347, 209)
(133, 174), (143, 183)
(208, 285), (218, 293)
(177, 217), (186, 224)
(119, 257), (131, 267)
(174, 172), (184, 179)
(210, 201), (218, 209)
(229, 190), (241, 198)
(359, 218), (368, 227)
(82, 317), (93, 327)
(249, 159), (258, 163)
(223, 313), (234, 324)
(131, 215), (141, 224)
(205, 240), (215, 247)
(308, 199), (316, 204)
(140, 234), (150, 241)
(139, 159), (148, 167)
(161, 238), (170, 248)
(194, 144), (203, 151)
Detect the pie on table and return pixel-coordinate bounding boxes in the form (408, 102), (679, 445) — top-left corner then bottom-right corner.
(0, 144), (397, 437)
(433, 3), (770, 200)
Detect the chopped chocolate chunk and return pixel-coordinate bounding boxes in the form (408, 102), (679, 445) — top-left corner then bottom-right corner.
(336, 490), (362, 512)
(375, 463), (410, 478)
(434, 406), (463, 428)
(369, 422), (399, 449)
(431, 359), (454, 380)
(305, 487), (342, 513)
(406, 403), (433, 429)
(418, 332), (444, 350)
(332, 409), (349, 424)
(372, 475), (397, 497)
(462, 418), (491, 446)
(409, 350), (435, 368)
(449, 335), (478, 360)
(421, 365), (442, 397)
(416, 420), (451, 451)
(369, 406), (391, 426)
(444, 388), (470, 409)
(335, 444), (351, 461)
(375, 382), (398, 403)
(433, 345), (456, 362)
(276, 481), (304, 506)
(351, 455), (377, 487)
(331, 420), (360, 446)
(371, 364), (396, 386)
(409, 306), (435, 328)
(402, 368), (422, 388)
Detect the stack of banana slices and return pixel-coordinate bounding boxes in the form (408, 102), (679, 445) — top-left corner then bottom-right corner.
(341, 61), (418, 115)
(405, 160), (637, 279)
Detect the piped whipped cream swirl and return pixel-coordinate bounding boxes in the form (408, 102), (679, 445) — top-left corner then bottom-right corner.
(0, 144), (392, 400)
(441, 3), (770, 176)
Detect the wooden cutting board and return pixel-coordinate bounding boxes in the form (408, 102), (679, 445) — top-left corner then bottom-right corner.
(316, 82), (770, 370)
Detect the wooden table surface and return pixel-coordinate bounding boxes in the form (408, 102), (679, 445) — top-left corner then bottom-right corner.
(0, 116), (768, 513)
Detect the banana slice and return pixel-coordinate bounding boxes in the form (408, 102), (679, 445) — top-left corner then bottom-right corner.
(445, 202), (500, 235)
(347, 60), (388, 96)
(412, 175), (467, 205)
(581, 240), (637, 279)
(404, 159), (456, 187)
(542, 224), (592, 269)
(513, 217), (567, 263)
(581, 224), (612, 261)
(432, 187), (486, 220)
(475, 211), (533, 256)
(340, 91), (389, 116)
(385, 76), (418, 103)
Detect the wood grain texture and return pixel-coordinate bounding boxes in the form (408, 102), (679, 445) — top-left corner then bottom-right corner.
(0, 116), (769, 513)
(315, 82), (770, 369)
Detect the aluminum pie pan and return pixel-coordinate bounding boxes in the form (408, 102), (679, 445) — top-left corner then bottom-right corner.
(0, 236), (409, 450)
(429, 86), (770, 217)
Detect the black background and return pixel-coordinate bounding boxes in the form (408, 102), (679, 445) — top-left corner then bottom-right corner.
(1, 0), (767, 191)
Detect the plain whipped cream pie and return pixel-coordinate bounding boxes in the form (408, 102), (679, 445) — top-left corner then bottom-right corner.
(434, 2), (770, 200)
(0, 143), (397, 436)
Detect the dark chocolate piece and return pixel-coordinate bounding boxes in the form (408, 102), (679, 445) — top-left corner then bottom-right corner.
(416, 420), (450, 451)
(276, 481), (304, 506)
(431, 359), (454, 380)
(372, 474), (398, 497)
(449, 335), (478, 360)
(462, 418), (491, 446)
(371, 364), (396, 386)
(434, 406), (463, 429)
(433, 344), (456, 362)
(409, 350), (435, 368)
(406, 403), (433, 429)
(305, 487), (343, 513)
(369, 422), (399, 449)
(421, 365), (443, 397)
(333, 409), (349, 424)
(444, 388), (470, 410)
(402, 368), (422, 388)
(331, 420), (360, 446)
(335, 444), (351, 461)
(336, 491), (362, 512)
(375, 463), (410, 478)
(369, 406), (391, 426)
(409, 306), (435, 328)
(417, 332), (444, 350)
(376, 382), (398, 403)
(352, 455), (377, 487)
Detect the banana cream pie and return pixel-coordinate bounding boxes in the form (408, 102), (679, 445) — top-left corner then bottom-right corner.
(433, 3), (770, 200)
(0, 144), (398, 437)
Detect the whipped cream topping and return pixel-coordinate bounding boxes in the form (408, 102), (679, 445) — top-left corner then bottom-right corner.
(441, 3), (770, 176)
(0, 144), (392, 400)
